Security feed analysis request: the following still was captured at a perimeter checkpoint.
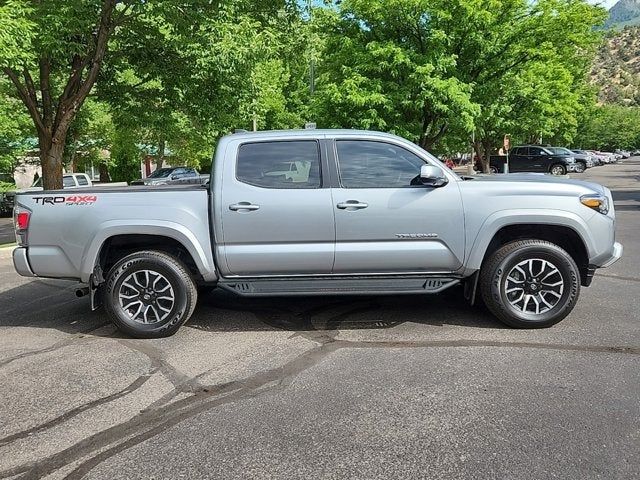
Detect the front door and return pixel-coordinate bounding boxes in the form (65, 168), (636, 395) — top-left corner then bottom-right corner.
(220, 139), (335, 276)
(331, 139), (465, 274)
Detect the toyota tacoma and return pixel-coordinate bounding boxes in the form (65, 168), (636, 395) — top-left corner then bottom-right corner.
(12, 129), (622, 337)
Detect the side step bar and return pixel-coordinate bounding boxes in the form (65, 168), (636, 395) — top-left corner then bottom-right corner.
(218, 276), (460, 297)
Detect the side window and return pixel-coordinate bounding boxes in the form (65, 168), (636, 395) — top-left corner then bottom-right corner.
(336, 140), (426, 188)
(186, 168), (197, 176)
(512, 147), (523, 156)
(530, 147), (545, 156)
(236, 141), (321, 189)
(76, 176), (89, 186)
(62, 177), (76, 188)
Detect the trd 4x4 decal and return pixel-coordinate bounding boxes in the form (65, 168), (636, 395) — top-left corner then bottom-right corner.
(33, 195), (97, 206)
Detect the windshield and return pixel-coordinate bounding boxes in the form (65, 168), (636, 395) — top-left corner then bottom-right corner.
(148, 168), (174, 178)
(548, 147), (573, 155)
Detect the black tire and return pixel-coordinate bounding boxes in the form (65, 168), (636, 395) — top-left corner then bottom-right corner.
(550, 164), (566, 176)
(490, 166), (499, 174)
(479, 240), (580, 328)
(575, 161), (586, 173)
(104, 250), (197, 338)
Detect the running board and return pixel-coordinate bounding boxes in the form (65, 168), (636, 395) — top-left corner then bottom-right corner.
(218, 276), (460, 297)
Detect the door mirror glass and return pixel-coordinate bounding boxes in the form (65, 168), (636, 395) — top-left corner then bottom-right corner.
(420, 165), (448, 187)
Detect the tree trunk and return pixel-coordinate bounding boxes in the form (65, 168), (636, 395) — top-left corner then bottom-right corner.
(482, 138), (493, 173)
(473, 140), (487, 173)
(98, 162), (110, 182)
(156, 139), (166, 171)
(40, 135), (65, 190)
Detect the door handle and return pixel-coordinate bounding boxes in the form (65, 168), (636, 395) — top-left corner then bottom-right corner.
(337, 200), (368, 210)
(229, 202), (260, 212)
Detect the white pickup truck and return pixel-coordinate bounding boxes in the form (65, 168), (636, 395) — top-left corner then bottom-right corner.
(12, 129), (622, 338)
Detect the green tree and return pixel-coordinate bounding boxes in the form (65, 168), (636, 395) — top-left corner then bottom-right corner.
(0, 77), (33, 178)
(312, 0), (478, 148)
(467, 0), (606, 169)
(0, 0), (123, 189)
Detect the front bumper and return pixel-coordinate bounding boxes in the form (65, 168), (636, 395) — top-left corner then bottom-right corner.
(599, 242), (623, 268)
(12, 247), (35, 277)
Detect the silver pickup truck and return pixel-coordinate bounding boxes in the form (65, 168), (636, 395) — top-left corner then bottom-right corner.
(12, 129), (622, 338)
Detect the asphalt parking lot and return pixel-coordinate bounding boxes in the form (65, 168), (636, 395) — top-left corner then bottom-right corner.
(0, 161), (638, 479)
(0, 217), (14, 246)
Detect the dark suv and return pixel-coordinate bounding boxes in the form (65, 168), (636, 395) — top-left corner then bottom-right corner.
(482, 145), (578, 175)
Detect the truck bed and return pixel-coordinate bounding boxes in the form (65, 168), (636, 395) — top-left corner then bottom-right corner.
(14, 186), (215, 283)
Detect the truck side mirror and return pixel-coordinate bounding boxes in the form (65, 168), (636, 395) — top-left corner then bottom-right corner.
(420, 165), (448, 188)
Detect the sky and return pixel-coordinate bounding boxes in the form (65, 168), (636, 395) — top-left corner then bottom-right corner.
(587, 0), (618, 9)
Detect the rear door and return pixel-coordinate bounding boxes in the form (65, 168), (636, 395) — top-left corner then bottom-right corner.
(219, 138), (335, 276)
(508, 147), (527, 172)
(331, 139), (465, 274)
(528, 147), (547, 171)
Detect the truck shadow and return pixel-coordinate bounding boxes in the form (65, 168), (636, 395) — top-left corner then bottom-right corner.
(0, 279), (502, 336)
(188, 287), (502, 333)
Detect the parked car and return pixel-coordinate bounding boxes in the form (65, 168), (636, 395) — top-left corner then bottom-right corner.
(0, 192), (10, 216)
(131, 167), (209, 186)
(615, 150), (631, 159)
(586, 151), (611, 165)
(479, 145), (578, 175)
(571, 149), (598, 167)
(601, 152), (619, 163)
(546, 147), (590, 173)
(4, 173), (94, 213)
(12, 129), (622, 338)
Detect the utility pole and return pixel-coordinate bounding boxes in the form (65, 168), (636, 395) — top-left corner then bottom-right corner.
(308, 0), (315, 94)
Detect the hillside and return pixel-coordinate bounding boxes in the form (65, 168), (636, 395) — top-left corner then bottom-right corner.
(605, 0), (640, 28)
(591, 26), (640, 105)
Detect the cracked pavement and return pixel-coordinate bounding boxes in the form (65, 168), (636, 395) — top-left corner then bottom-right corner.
(0, 161), (639, 479)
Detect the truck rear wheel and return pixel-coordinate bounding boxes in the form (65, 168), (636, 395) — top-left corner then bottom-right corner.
(479, 240), (580, 328)
(104, 250), (197, 338)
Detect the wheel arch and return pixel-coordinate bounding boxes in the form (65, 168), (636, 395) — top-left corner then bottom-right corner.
(467, 213), (594, 286)
(81, 221), (217, 284)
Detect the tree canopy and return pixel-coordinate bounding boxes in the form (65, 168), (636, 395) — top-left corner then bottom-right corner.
(0, 0), (618, 185)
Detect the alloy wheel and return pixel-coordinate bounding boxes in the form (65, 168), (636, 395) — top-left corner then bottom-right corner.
(503, 258), (564, 315)
(118, 269), (175, 324)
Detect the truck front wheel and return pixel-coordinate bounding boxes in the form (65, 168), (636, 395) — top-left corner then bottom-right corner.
(479, 240), (580, 328)
(104, 250), (198, 338)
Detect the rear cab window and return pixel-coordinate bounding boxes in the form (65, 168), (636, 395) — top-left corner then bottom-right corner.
(236, 141), (321, 189)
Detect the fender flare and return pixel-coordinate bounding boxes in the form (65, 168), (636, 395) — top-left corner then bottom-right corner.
(79, 220), (218, 283)
(465, 209), (595, 271)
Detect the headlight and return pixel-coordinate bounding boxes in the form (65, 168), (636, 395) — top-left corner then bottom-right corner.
(580, 194), (609, 215)
(566, 156), (576, 163)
